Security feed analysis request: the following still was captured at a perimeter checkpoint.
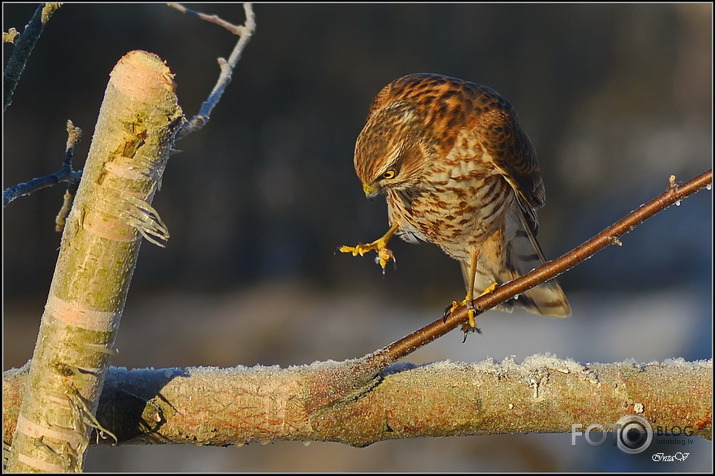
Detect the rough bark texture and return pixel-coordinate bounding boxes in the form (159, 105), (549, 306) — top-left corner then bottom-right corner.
(3, 357), (711, 449)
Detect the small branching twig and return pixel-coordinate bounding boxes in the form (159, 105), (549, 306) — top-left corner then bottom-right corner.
(168, 2), (256, 140)
(4, 4), (254, 208)
(55, 190), (75, 232)
(3, 120), (82, 210)
(3, 3), (62, 112)
(55, 121), (83, 231)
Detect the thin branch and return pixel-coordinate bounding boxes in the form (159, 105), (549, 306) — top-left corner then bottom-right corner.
(54, 121), (82, 231)
(3, 3), (62, 112)
(3, 120), (83, 209)
(167, 3), (248, 35)
(3, 358), (712, 447)
(2, 168), (81, 208)
(168, 2), (256, 140)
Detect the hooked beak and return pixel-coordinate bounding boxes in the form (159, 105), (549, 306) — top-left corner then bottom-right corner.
(362, 182), (380, 200)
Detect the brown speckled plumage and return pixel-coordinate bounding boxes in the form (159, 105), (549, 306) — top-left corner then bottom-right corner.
(354, 73), (570, 318)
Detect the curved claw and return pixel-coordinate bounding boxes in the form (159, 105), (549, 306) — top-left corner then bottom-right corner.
(444, 282), (499, 331)
(443, 299), (478, 328)
(376, 246), (395, 271)
(339, 241), (395, 272)
(461, 323), (482, 342)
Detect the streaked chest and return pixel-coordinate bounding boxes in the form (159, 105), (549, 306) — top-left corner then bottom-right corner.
(385, 133), (514, 255)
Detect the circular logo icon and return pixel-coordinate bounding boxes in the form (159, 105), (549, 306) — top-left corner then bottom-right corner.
(616, 415), (653, 454)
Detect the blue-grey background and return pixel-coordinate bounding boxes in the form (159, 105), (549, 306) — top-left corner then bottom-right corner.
(3, 3), (712, 472)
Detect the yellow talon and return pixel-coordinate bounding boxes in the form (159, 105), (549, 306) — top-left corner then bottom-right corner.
(468, 282), (498, 328)
(340, 223), (399, 273)
(478, 282), (498, 297)
(453, 301), (478, 329)
(467, 308), (477, 329)
(339, 243), (373, 257)
(377, 246), (395, 269)
(452, 282), (499, 330)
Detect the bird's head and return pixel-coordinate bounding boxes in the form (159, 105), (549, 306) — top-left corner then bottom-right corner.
(354, 101), (435, 199)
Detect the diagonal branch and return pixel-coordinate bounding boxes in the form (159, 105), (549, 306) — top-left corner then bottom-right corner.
(5, 50), (183, 473)
(382, 170), (713, 361)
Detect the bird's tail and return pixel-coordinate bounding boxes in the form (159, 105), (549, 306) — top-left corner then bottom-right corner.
(466, 206), (571, 317)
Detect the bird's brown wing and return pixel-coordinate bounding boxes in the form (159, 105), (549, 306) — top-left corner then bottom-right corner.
(471, 92), (545, 229)
(477, 107), (544, 197)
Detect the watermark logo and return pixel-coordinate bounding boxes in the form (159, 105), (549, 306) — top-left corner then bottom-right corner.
(614, 415), (653, 454)
(571, 415), (653, 454)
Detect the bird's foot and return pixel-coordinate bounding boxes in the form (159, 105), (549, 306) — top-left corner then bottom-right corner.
(339, 239), (395, 274)
(443, 282), (498, 336)
(442, 299), (480, 330)
(340, 224), (399, 274)
(478, 282), (498, 297)
(460, 301), (483, 341)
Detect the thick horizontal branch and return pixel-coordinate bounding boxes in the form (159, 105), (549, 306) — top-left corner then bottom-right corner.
(3, 357), (711, 448)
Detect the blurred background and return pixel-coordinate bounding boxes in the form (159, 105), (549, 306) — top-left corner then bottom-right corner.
(3, 2), (712, 472)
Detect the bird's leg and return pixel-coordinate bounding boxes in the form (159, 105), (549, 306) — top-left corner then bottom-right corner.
(447, 251), (480, 329)
(444, 251), (498, 331)
(340, 223), (399, 274)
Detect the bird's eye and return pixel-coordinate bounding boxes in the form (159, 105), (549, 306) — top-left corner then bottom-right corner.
(382, 169), (396, 180)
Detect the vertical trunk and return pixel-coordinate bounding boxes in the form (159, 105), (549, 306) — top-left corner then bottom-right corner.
(6, 50), (182, 472)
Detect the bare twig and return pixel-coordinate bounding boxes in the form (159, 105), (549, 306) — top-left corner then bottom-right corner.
(55, 189), (75, 232)
(3, 120), (82, 209)
(4, 4), (255, 207)
(54, 121), (83, 231)
(2, 167), (81, 208)
(168, 2), (256, 140)
(3, 3), (62, 112)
